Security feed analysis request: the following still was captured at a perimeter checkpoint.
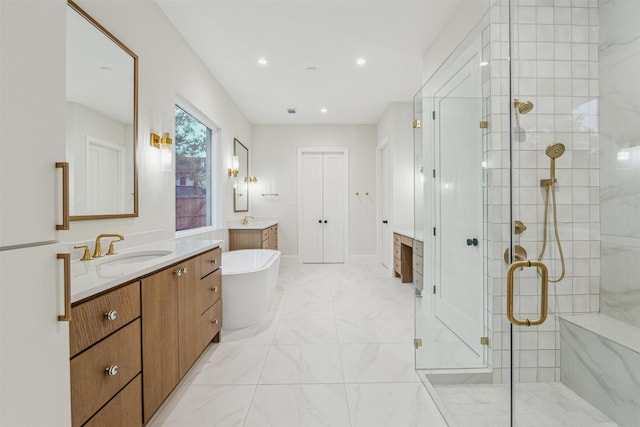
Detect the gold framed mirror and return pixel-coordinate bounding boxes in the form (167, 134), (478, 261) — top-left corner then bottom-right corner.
(66, 1), (138, 220)
(233, 138), (249, 212)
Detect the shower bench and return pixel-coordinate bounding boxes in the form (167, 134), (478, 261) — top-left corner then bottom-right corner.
(560, 314), (640, 426)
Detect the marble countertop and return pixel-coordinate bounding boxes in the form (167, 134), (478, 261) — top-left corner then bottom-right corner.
(228, 220), (278, 230)
(393, 228), (424, 242)
(71, 239), (223, 303)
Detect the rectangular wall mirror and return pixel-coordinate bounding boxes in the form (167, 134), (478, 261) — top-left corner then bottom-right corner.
(234, 138), (249, 212)
(66, 0), (138, 220)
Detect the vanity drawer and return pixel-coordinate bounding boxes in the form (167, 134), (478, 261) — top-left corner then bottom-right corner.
(413, 254), (424, 275)
(71, 319), (141, 427)
(198, 268), (221, 314)
(413, 240), (424, 257)
(393, 245), (401, 259)
(394, 257), (401, 275)
(199, 247), (221, 278)
(70, 281), (140, 356)
(84, 375), (142, 427)
(199, 299), (222, 352)
(262, 228), (269, 242)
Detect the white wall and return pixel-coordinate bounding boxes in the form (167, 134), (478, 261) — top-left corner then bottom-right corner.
(376, 103), (414, 227)
(61, 0), (252, 246)
(422, 0), (490, 83)
(250, 125), (377, 259)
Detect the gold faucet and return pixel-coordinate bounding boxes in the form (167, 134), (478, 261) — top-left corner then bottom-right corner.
(241, 216), (254, 226)
(74, 245), (93, 261)
(93, 234), (124, 258)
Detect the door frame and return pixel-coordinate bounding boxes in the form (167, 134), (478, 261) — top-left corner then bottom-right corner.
(376, 138), (392, 270)
(297, 147), (349, 263)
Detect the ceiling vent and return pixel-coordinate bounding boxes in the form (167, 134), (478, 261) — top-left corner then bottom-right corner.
(287, 108), (296, 114)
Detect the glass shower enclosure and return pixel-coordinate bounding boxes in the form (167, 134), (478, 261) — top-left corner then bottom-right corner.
(413, 1), (639, 426)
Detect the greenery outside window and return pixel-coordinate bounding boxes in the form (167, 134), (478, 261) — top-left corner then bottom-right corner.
(175, 105), (213, 231)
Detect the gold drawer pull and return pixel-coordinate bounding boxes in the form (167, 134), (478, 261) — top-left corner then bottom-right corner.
(57, 253), (71, 322)
(104, 310), (118, 321)
(212, 319), (219, 325)
(105, 365), (119, 376)
(210, 287), (218, 292)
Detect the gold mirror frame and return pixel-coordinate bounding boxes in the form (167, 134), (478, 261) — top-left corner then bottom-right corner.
(67, 0), (138, 221)
(233, 138), (249, 212)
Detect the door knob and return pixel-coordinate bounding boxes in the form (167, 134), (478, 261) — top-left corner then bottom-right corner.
(466, 238), (479, 246)
(382, 220), (388, 224)
(324, 220), (328, 223)
(318, 220), (322, 224)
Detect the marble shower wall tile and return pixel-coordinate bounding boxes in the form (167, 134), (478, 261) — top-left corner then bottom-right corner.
(598, 0), (640, 328)
(560, 317), (640, 426)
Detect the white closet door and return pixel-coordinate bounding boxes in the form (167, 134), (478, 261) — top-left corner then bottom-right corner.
(380, 145), (392, 268)
(301, 153), (324, 263)
(322, 152), (345, 263)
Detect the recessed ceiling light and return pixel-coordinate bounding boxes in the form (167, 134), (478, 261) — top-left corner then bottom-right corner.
(305, 66), (317, 71)
(356, 58), (366, 66)
(479, 61), (489, 67)
(99, 66), (113, 71)
(257, 57), (268, 66)
(320, 108), (328, 113)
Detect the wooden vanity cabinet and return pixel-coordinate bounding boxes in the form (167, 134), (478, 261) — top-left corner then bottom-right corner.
(69, 281), (142, 427)
(141, 247), (222, 423)
(229, 224), (278, 250)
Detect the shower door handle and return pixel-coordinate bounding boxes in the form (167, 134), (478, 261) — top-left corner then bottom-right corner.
(506, 260), (548, 327)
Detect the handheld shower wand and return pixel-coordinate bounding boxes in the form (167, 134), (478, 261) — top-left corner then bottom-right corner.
(539, 143), (566, 283)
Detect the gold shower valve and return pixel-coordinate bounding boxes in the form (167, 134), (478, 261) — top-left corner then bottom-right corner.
(514, 220), (527, 235)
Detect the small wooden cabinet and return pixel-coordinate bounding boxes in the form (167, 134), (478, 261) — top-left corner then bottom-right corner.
(229, 223), (278, 250)
(393, 233), (413, 283)
(69, 245), (222, 426)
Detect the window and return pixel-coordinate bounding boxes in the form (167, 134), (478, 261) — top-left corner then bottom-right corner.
(175, 105), (213, 231)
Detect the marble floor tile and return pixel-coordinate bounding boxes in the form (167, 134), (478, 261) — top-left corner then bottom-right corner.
(345, 382), (448, 427)
(244, 384), (350, 427)
(221, 316), (278, 345)
(273, 318), (338, 344)
(147, 385), (256, 427)
(275, 298), (335, 319)
(182, 344), (270, 385)
(340, 343), (419, 383)
(336, 317), (413, 344)
(260, 344), (344, 384)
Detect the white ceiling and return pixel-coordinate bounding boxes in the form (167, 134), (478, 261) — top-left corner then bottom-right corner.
(156, 0), (467, 125)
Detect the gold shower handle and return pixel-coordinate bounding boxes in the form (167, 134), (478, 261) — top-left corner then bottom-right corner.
(506, 260), (548, 327)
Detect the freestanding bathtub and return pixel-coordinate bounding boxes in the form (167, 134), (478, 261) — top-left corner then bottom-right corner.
(221, 249), (281, 329)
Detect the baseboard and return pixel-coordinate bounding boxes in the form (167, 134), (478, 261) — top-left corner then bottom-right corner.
(348, 254), (378, 264)
(279, 255), (299, 265)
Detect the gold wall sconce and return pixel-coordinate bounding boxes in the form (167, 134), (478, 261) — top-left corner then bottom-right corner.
(150, 132), (173, 171)
(228, 155), (239, 177)
(244, 176), (258, 183)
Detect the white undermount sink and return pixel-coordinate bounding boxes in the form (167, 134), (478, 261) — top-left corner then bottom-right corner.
(97, 250), (173, 266)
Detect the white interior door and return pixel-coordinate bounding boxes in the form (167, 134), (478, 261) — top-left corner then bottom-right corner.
(300, 153), (324, 263)
(380, 145), (392, 268)
(322, 152), (345, 263)
(86, 136), (125, 214)
(299, 150), (346, 263)
(435, 96), (483, 356)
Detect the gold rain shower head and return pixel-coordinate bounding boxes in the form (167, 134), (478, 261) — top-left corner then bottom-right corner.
(513, 99), (534, 114)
